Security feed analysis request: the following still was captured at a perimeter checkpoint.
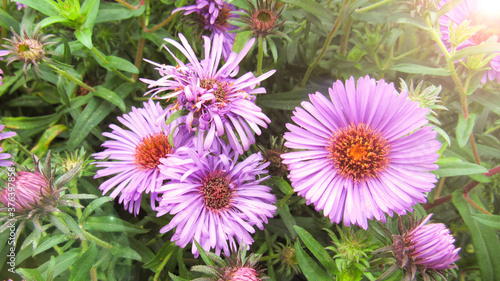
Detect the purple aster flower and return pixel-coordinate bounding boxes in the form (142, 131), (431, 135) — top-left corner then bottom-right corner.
(141, 33), (275, 155)
(156, 140), (276, 257)
(174, 0), (239, 59)
(11, 0), (27, 10)
(439, 0), (500, 83)
(93, 100), (194, 215)
(281, 76), (441, 229)
(0, 125), (16, 167)
(375, 214), (460, 280)
(0, 171), (51, 212)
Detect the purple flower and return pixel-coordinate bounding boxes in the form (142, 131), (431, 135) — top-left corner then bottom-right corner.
(93, 100), (194, 215)
(11, 0), (27, 10)
(0, 171), (50, 212)
(141, 33), (275, 155)
(281, 76), (441, 229)
(174, 0), (239, 59)
(156, 140), (276, 257)
(0, 124), (16, 167)
(388, 214), (460, 279)
(439, 0), (500, 83)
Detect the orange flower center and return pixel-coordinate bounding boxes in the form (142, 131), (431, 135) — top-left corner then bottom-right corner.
(327, 123), (390, 182)
(134, 133), (172, 169)
(469, 13), (500, 44)
(200, 78), (228, 103)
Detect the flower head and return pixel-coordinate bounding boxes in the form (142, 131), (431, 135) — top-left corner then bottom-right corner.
(174, 0), (239, 59)
(93, 100), (194, 215)
(0, 125), (16, 167)
(191, 243), (267, 281)
(156, 140), (276, 257)
(141, 33), (275, 154)
(375, 214), (460, 280)
(281, 76), (441, 229)
(237, 0), (286, 38)
(1, 27), (54, 78)
(439, 0), (500, 83)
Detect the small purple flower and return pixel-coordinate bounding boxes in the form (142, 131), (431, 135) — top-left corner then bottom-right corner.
(156, 140), (276, 257)
(141, 33), (275, 154)
(93, 100), (194, 215)
(281, 76), (441, 229)
(387, 214), (460, 280)
(11, 0), (27, 10)
(439, 0), (500, 83)
(0, 124), (16, 167)
(174, 0), (239, 59)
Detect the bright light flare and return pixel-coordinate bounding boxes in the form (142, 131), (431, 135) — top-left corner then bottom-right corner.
(477, 0), (500, 18)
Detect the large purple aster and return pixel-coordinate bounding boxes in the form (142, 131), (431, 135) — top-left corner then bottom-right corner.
(174, 0), (239, 59)
(439, 0), (500, 83)
(156, 140), (276, 257)
(93, 100), (194, 215)
(0, 124), (16, 167)
(141, 33), (275, 155)
(281, 76), (441, 229)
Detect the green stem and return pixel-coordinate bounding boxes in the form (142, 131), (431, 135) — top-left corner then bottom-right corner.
(45, 62), (96, 92)
(153, 250), (174, 281)
(355, 0), (391, 13)
(7, 138), (33, 157)
(301, 0), (348, 87)
(115, 0), (143, 10)
(257, 36), (264, 76)
(258, 253), (280, 262)
(82, 229), (114, 249)
(132, 37), (145, 82)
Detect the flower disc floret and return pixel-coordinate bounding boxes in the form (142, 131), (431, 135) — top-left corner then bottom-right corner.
(281, 76), (441, 229)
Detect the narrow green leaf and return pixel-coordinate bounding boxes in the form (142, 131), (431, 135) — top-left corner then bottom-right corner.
(104, 55), (139, 73)
(37, 248), (80, 279)
(143, 242), (177, 269)
(48, 213), (71, 235)
(83, 216), (148, 234)
(56, 212), (86, 240)
(69, 242), (98, 281)
(15, 0), (61, 17)
(81, 0), (100, 29)
(110, 245), (142, 261)
(169, 273), (190, 281)
(38, 15), (68, 29)
(80, 196), (113, 225)
(0, 8), (20, 31)
(17, 268), (44, 281)
(30, 124), (68, 156)
(75, 27), (93, 49)
(281, 0), (332, 23)
(472, 214), (500, 229)
(294, 225), (337, 274)
(276, 204), (298, 239)
(33, 234), (71, 256)
(435, 161), (488, 177)
(451, 42), (500, 61)
(96, 2), (145, 23)
(294, 241), (332, 280)
(389, 63), (450, 76)
(166, 109), (189, 125)
(455, 114), (476, 148)
(67, 97), (105, 149)
(193, 239), (215, 266)
(1, 113), (61, 130)
(232, 31), (252, 54)
(267, 176), (293, 195)
(453, 190), (500, 280)
(94, 86), (126, 112)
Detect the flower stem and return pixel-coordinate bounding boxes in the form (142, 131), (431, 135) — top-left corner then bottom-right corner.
(355, 0), (391, 13)
(257, 36), (264, 76)
(301, 0), (348, 87)
(132, 37), (145, 82)
(115, 0), (143, 10)
(433, 177), (446, 200)
(7, 138), (33, 157)
(153, 248), (174, 281)
(45, 62), (95, 92)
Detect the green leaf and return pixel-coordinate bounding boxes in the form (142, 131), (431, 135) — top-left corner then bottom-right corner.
(455, 114), (476, 148)
(69, 242), (98, 281)
(56, 212), (86, 240)
(81, 0), (100, 29)
(435, 160), (488, 177)
(143, 242), (177, 269)
(15, 0), (61, 17)
(83, 216), (148, 234)
(294, 226), (338, 274)
(453, 190), (500, 280)
(96, 2), (145, 23)
(256, 89), (310, 110)
(37, 248), (80, 279)
(193, 239), (215, 266)
(267, 176), (293, 195)
(1, 113), (62, 130)
(389, 63), (451, 76)
(38, 15), (68, 29)
(276, 203), (298, 239)
(31, 124), (68, 156)
(166, 109), (189, 125)
(80, 196), (113, 225)
(451, 41), (500, 61)
(33, 234), (71, 256)
(169, 273), (190, 281)
(472, 214), (500, 229)
(94, 86), (126, 112)
(75, 27), (93, 49)
(294, 241), (332, 280)
(103, 55), (139, 73)
(232, 31), (252, 54)
(17, 268), (44, 281)
(0, 8), (20, 31)
(281, 0), (332, 23)
(110, 245), (142, 261)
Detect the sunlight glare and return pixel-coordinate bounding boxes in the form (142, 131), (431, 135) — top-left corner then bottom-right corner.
(477, 0), (500, 18)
